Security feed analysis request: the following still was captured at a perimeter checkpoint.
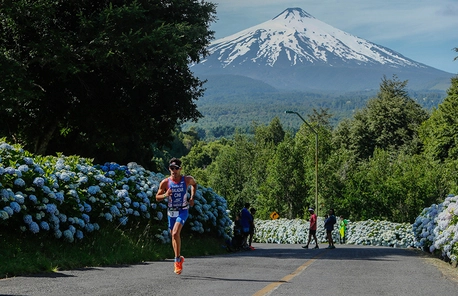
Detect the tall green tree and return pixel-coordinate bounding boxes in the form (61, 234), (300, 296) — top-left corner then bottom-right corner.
(338, 75), (428, 160)
(0, 0), (216, 167)
(180, 139), (228, 186)
(419, 76), (458, 161)
(206, 133), (255, 213)
(257, 133), (309, 219)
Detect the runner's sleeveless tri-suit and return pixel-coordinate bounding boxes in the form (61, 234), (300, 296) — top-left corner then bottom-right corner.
(167, 176), (189, 229)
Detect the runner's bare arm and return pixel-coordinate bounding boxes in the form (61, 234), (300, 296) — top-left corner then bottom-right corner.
(156, 179), (172, 202)
(186, 176), (197, 206)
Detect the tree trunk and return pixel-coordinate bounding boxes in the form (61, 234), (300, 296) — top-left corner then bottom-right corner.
(34, 124), (57, 155)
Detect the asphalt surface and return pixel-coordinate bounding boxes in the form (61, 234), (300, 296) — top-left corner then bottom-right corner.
(1, 243), (458, 296)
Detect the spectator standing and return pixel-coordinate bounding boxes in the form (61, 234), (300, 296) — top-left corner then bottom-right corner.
(302, 207), (319, 249)
(339, 215), (349, 244)
(248, 207), (257, 250)
(240, 203), (252, 249)
(324, 209), (337, 249)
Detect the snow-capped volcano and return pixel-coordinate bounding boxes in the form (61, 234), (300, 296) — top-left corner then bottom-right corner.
(204, 8), (421, 68)
(192, 8), (452, 92)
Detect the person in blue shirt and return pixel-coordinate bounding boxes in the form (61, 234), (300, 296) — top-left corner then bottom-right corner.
(240, 203), (253, 249)
(324, 208), (337, 249)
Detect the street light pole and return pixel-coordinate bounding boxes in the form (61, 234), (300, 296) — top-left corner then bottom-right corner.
(285, 111), (319, 217)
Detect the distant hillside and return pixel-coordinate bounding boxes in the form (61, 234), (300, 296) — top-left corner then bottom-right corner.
(201, 74), (278, 97)
(184, 87), (446, 140)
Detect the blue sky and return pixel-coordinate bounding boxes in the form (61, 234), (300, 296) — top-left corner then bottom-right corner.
(209, 0), (458, 74)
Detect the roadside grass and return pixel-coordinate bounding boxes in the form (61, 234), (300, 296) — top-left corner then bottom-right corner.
(0, 223), (227, 279)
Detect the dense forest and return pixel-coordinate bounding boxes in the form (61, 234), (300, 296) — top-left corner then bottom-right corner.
(182, 85), (446, 140)
(176, 75), (458, 224)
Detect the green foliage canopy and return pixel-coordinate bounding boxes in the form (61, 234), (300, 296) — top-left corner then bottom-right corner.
(419, 76), (458, 161)
(0, 0), (216, 167)
(336, 75), (428, 160)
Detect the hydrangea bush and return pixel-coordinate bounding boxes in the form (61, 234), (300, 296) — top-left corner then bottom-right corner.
(254, 218), (415, 248)
(0, 140), (232, 243)
(413, 194), (458, 263)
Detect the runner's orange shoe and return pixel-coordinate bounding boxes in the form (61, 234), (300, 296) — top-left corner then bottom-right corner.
(174, 256), (184, 274)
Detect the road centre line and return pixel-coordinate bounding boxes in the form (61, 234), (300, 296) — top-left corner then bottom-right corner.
(252, 252), (325, 296)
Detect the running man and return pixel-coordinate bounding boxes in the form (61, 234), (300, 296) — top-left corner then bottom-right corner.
(156, 157), (197, 274)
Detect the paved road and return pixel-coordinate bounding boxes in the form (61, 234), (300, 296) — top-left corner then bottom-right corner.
(1, 243), (458, 296)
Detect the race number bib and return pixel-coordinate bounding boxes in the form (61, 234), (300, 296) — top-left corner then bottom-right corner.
(168, 210), (179, 218)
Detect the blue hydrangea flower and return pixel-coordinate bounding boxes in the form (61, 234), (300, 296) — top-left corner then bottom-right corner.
(87, 185), (100, 195)
(104, 213), (113, 221)
(0, 210), (9, 220)
(33, 177), (45, 187)
(29, 222), (40, 234)
(58, 213), (67, 222)
(42, 186), (51, 194)
(55, 161), (65, 171)
(58, 172), (70, 182)
(49, 214), (60, 227)
(54, 229), (62, 239)
(85, 223), (95, 232)
(77, 218), (85, 228)
(34, 166), (44, 174)
(23, 157), (34, 165)
(81, 213), (90, 223)
(18, 164), (29, 172)
(29, 195), (38, 204)
(14, 178), (26, 187)
(14, 194), (25, 204)
(116, 189), (129, 199)
(157, 212), (163, 220)
(69, 189), (78, 197)
(46, 204), (57, 215)
(78, 176), (88, 184)
(110, 205), (120, 216)
(40, 221), (50, 231)
(119, 216), (128, 225)
(140, 204), (147, 212)
(75, 230), (84, 240)
(55, 192), (64, 203)
(0, 143), (13, 150)
(5, 167), (16, 175)
(63, 229), (74, 242)
(23, 214), (33, 224)
(68, 225), (76, 234)
(83, 202), (91, 213)
(3, 206), (13, 216)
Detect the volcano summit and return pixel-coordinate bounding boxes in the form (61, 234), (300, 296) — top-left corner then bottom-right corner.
(192, 8), (453, 92)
